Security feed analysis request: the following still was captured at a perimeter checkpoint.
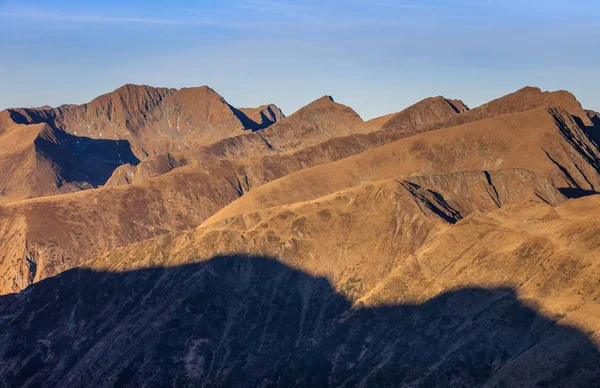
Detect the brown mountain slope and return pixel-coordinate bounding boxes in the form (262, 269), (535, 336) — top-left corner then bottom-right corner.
(349, 96), (468, 135)
(427, 86), (593, 131)
(0, 121), (139, 203)
(350, 112), (396, 134)
(106, 94), (468, 186)
(380, 96), (469, 133)
(358, 196), (600, 385)
(204, 106), (600, 225)
(0, 85), (285, 202)
(0, 166), (563, 295)
(0, 177), (596, 386)
(106, 86), (591, 188)
(1, 93), (598, 294)
(94, 169), (562, 300)
(347, 87), (583, 138)
(0, 94), (475, 289)
(1, 88), (599, 385)
(0, 162), (249, 294)
(106, 95), (364, 185)
(14, 85), (260, 157)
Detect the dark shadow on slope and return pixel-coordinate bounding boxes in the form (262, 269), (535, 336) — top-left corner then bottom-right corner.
(0, 255), (598, 387)
(589, 113), (600, 130)
(34, 127), (140, 187)
(558, 112), (600, 179)
(574, 114), (600, 147)
(228, 104), (265, 132)
(558, 187), (600, 199)
(7, 108), (58, 128)
(257, 108), (278, 129)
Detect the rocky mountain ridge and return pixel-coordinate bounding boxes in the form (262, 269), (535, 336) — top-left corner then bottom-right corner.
(0, 85), (599, 387)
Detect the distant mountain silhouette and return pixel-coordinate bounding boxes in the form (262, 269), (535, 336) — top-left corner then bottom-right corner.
(0, 255), (597, 387)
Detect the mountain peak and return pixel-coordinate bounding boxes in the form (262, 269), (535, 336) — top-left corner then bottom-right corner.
(381, 95), (466, 133)
(305, 95), (336, 107)
(516, 86), (543, 94)
(320, 95), (335, 102)
(475, 86), (590, 125)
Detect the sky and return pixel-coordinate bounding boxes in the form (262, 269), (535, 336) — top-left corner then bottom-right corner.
(0, 0), (599, 120)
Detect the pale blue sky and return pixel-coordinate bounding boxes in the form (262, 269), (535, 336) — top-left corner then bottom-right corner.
(1, 0), (599, 119)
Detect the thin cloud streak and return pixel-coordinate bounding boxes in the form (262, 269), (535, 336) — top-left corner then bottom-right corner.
(339, 0), (441, 10)
(0, 11), (184, 24)
(234, 0), (313, 15)
(0, 9), (297, 29)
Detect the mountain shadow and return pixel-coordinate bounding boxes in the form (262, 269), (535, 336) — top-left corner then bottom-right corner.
(557, 187), (600, 199)
(0, 255), (598, 387)
(34, 128), (140, 187)
(228, 104), (266, 132)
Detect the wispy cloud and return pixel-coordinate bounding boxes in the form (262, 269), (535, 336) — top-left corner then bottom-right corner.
(0, 7), (302, 29)
(0, 10), (184, 24)
(338, 0), (441, 10)
(233, 0), (313, 15)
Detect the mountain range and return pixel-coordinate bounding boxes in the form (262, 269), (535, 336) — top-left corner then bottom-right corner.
(0, 84), (599, 387)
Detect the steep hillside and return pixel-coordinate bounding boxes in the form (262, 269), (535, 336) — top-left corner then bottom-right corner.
(2, 89), (599, 294)
(8, 85), (266, 158)
(205, 106), (600, 225)
(0, 166), (563, 295)
(90, 169), (564, 298)
(0, 120), (139, 203)
(426, 86), (593, 131)
(106, 94), (465, 186)
(0, 86), (599, 386)
(107, 86), (593, 188)
(0, 162), (249, 295)
(0, 180), (597, 386)
(0, 85), (284, 202)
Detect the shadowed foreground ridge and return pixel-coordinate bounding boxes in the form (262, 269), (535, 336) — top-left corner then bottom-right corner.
(0, 255), (598, 387)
